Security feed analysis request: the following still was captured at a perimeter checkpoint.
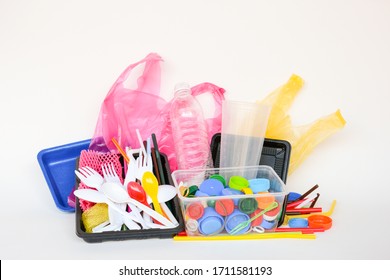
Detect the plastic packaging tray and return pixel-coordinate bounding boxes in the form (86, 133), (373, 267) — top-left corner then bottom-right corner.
(37, 139), (90, 212)
(210, 133), (291, 183)
(75, 149), (185, 243)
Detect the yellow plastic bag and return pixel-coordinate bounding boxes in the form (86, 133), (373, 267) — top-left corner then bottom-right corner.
(258, 74), (346, 174)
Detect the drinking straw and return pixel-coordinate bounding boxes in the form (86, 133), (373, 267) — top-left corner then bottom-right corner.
(173, 232), (316, 241)
(151, 133), (165, 185)
(283, 200), (337, 225)
(275, 228), (324, 234)
(111, 137), (130, 163)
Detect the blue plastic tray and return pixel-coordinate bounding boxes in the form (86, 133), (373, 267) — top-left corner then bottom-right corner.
(37, 139), (90, 212)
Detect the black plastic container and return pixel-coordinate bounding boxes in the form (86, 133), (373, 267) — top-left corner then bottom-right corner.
(75, 152), (185, 243)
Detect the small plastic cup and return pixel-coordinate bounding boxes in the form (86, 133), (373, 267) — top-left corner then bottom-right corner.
(220, 100), (270, 177)
(198, 207), (225, 235)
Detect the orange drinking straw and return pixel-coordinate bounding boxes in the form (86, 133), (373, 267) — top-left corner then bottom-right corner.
(111, 137), (130, 163)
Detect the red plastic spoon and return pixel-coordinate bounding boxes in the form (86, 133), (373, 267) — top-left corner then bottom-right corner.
(127, 181), (149, 206)
(127, 181), (161, 225)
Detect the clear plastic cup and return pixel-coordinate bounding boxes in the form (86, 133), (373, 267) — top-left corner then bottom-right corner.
(220, 100), (270, 177)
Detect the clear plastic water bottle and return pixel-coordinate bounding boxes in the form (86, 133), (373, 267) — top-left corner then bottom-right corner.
(170, 83), (212, 170)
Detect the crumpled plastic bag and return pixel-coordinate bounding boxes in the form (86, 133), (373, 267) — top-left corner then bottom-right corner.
(89, 53), (225, 171)
(258, 74), (346, 174)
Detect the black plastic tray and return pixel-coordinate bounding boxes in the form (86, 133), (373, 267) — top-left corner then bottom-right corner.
(210, 133), (291, 183)
(210, 133), (291, 227)
(75, 152), (185, 243)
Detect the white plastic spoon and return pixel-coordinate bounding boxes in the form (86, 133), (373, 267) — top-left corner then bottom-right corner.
(74, 189), (141, 229)
(100, 182), (176, 227)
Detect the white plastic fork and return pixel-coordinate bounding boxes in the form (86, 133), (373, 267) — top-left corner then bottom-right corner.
(102, 163), (149, 229)
(74, 166), (104, 190)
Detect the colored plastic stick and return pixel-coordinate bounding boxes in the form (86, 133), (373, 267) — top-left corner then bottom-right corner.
(112, 138), (130, 163)
(173, 232), (316, 241)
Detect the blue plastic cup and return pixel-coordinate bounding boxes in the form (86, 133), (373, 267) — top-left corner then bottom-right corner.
(197, 207), (225, 235)
(225, 209), (251, 235)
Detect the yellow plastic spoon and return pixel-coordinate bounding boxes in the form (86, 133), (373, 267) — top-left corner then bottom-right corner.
(142, 171), (165, 217)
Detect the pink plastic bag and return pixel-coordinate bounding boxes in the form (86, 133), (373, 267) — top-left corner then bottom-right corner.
(89, 53), (225, 171)
(90, 53), (167, 152)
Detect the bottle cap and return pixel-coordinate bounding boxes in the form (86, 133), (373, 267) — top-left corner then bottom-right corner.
(207, 199), (216, 208)
(221, 187), (242, 205)
(261, 219), (277, 230)
(199, 179), (224, 196)
(186, 202), (205, 220)
(288, 218), (309, 228)
(209, 174), (227, 186)
(287, 192), (301, 202)
(238, 198), (258, 214)
(195, 190), (209, 197)
(229, 176), (249, 191)
(308, 215), (332, 230)
(249, 178), (270, 193)
(263, 202), (281, 221)
(215, 199), (235, 216)
(256, 194), (276, 209)
(241, 187), (253, 195)
(185, 219), (199, 233)
(183, 185), (199, 197)
(225, 209), (251, 234)
(249, 208), (264, 227)
(198, 207), (225, 235)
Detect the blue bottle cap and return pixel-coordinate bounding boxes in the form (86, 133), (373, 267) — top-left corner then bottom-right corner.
(260, 219), (277, 230)
(287, 192), (301, 202)
(199, 179), (224, 196)
(248, 178), (270, 193)
(195, 190), (209, 197)
(209, 174), (227, 186)
(288, 218), (309, 228)
(225, 209), (251, 235)
(221, 188), (243, 205)
(198, 207), (225, 235)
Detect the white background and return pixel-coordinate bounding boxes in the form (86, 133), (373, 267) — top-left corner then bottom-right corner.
(1, 0), (390, 261)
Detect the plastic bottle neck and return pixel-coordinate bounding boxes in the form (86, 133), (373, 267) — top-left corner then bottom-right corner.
(174, 83), (191, 98)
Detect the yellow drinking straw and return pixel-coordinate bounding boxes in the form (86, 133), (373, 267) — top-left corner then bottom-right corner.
(173, 232), (316, 241)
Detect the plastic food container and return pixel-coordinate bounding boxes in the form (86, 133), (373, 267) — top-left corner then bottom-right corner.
(171, 165), (287, 237)
(75, 151), (185, 243)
